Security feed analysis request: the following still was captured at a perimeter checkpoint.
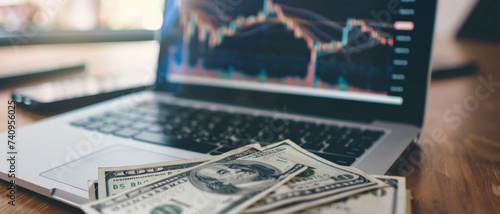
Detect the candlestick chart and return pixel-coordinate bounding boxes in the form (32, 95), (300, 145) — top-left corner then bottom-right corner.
(168, 0), (398, 94)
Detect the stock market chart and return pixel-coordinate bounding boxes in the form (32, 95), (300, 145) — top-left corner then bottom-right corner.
(167, 0), (415, 104)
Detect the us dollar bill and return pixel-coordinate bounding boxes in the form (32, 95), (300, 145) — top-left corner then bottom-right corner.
(81, 143), (307, 214)
(406, 190), (412, 214)
(295, 175), (406, 214)
(97, 156), (214, 199)
(88, 180), (99, 201)
(244, 140), (388, 213)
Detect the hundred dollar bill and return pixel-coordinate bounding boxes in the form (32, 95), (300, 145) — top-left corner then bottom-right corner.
(97, 156), (214, 199)
(244, 140), (387, 213)
(295, 175), (406, 214)
(81, 143), (307, 214)
(88, 180), (99, 201)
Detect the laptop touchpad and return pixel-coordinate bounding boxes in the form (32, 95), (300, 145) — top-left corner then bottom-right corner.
(40, 145), (183, 191)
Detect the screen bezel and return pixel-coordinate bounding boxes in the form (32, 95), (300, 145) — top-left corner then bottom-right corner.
(155, 0), (437, 127)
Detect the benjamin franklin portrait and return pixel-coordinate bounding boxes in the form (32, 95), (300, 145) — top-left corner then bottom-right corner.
(189, 160), (282, 195)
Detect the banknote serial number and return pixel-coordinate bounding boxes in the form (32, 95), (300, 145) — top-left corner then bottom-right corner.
(113, 180), (149, 191)
(7, 100), (17, 206)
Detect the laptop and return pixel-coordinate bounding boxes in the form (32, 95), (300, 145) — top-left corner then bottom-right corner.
(0, 0), (437, 207)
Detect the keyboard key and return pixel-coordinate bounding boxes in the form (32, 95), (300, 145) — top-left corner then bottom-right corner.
(348, 128), (362, 135)
(218, 138), (253, 148)
(361, 130), (385, 139)
(327, 137), (346, 146)
(140, 115), (164, 123)
(301, 142), (325, 151)
(98, 125), (121, 134)
(333, 127), (349, 137)
(113, 128), (141, 138)
(324, 144), (365, 157)
(311, 152), (356, 166)
(287, 135), (303, 144)
(361, 139), (375, 148)
(302, 133), (317, 142)
(83, 122), (103, 130)
(104, 111), (129, 118)
(296, 122), (316, 131)
(319, 124), (339, 133)
(116, 108), (133, 113)
(147, 124), (165, 133)
(341, 148), (365, 157)
(88, 115), (107, 121)
(132, 132), (217, 153)
(256, 129), (275, 142)
(129, 122), (151, 130)
(344, 147), (365, 157)
(101, 117), (121, 124)
(124, 115), (143, 122)
(114, 120), (133, 127)
(349, 137), (374, 149)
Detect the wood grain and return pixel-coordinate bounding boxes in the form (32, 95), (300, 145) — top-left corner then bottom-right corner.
(389, 39), (500, 214)
(1, 40), (500, 213)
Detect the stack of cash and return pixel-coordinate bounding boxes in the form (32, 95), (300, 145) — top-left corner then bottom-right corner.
(82, 140), (412, 214)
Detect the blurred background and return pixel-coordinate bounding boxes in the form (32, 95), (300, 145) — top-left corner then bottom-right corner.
(0, 0), (487, 44)
(0, 0), (164, 44)
(0, 0), (166, 114)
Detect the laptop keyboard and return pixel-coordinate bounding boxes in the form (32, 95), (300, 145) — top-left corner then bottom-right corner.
(70, 103), (385, 166)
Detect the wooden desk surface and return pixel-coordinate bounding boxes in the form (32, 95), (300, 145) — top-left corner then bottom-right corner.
(1, 39), (500, 214)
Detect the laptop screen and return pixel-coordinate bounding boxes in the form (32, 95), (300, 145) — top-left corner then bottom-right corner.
(162, 0), (421, 106)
